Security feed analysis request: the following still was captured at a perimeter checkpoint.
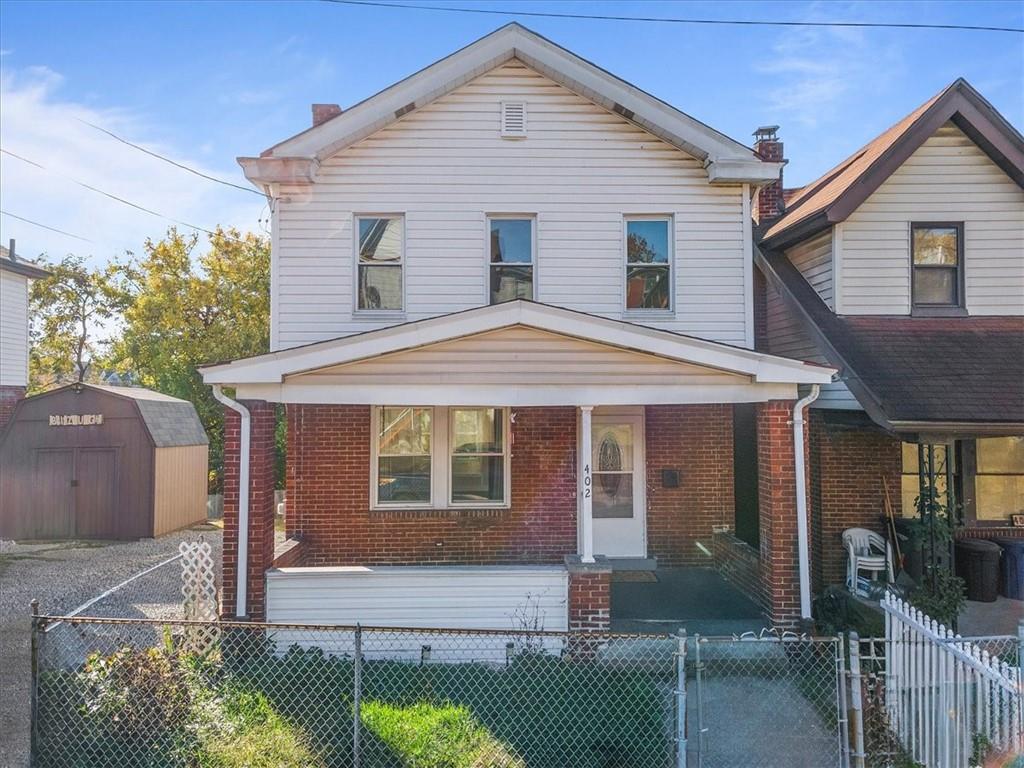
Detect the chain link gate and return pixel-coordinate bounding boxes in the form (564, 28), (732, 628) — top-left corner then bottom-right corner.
(690, 632), (848, 768)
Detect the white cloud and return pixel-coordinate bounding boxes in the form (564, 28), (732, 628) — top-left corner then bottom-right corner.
(756, 5), (903, 129)
(0, 65), (263, 266)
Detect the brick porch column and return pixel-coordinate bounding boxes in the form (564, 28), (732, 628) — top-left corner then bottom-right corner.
(565, 555), (611, 632)
(756, 399), (810, 628)
(222, 399), (277, 620)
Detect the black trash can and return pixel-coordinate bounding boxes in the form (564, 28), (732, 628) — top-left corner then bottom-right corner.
(993, 538), (1024, 600)
(954, 538), (1002, 602)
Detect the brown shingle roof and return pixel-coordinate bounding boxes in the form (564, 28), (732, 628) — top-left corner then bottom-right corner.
(757, 248), (1024, 430)
(762, 79), (1024, 247)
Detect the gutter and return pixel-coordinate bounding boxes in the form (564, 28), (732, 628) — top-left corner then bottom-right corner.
(793, 384), (820, 622)
(211, 385), (250, 618)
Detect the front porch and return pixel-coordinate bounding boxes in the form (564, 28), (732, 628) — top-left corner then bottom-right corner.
(205, 301), (834, 630)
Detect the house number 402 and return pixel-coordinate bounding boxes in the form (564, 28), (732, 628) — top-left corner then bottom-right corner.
(583, 463), (592, 498)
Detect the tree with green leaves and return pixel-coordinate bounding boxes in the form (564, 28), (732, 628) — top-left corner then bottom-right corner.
(29, 254), (121, 391)
(109, 227), (271, 489)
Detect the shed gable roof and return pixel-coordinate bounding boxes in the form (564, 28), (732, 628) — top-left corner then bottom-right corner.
(83, 384), (209, 447)
(240, 23), (780, 186)
(762, 78), (1024, 247)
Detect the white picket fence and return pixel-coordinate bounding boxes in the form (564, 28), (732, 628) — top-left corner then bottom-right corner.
(883, 593), (1023, 766)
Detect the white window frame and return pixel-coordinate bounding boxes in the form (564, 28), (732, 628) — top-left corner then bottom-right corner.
(623, 215), (674, 315)
(354, 213), (406, 316)
(486, 214), (537, 304)
(370, 405), (512, 510)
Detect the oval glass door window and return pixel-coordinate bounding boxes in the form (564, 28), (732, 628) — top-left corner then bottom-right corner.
(593, 424), (634, 518)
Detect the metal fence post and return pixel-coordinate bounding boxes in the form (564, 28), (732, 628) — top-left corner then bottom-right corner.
(694, 634), (704, 768)
(29, 599), (40, 765)
(847, 632), (866, 768)
(353, 624), (362, 768)
(676, 629), (687, 768)
(837, 634), (851, 768)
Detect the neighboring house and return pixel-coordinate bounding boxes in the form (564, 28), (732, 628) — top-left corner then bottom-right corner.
(0, 241), (49, 428)
(203, 23), (834, 631)
(755, 79), (1024, 588)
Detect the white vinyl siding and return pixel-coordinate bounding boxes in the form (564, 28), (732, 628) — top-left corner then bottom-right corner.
(764, 281), (858, 409)
(785, 230), (833, 310)
(266, 565), (569, 631)
(0, 270), (29, 387)
(841, 122), (1024, 315)
(274, 60), (748, 349)
(294, 326), (747, 387)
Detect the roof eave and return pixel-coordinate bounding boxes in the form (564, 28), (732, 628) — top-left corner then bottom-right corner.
(238, 156), (319, 187)
(0, 259), (51, 280)
(706, 158), (784, 185)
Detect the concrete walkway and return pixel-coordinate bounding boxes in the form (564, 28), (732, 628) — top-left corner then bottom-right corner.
(611, 566), (767, 636)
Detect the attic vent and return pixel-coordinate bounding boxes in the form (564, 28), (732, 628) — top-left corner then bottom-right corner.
(395, 102), (416, 119)
(500, 101), (527, 138)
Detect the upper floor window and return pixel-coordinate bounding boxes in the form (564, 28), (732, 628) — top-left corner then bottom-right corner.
(489, 217), (534, 304)
(911, 222), (963, 312)
(357, 216), (404, 312)
(625, 217), (672, 311)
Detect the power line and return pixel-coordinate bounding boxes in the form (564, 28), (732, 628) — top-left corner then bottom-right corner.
(1, 148), (248, 243)
(319, 0), (1024, 34)
(0, 210), (94, 243)
(76, 118), (263, 196)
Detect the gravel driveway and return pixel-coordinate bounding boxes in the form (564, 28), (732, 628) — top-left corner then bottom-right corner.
(0, 525), (223, 768)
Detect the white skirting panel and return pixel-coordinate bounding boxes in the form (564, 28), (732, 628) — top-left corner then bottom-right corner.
(265, 565), (570, 660)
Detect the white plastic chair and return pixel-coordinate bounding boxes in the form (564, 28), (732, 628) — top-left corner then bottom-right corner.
(842, 527), (894, 593)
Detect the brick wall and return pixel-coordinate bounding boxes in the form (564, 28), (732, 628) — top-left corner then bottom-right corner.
(221, 400), (277, 619)
(645, 404), (735, 566)
(567, 569), (611, 632)
(809, 411), (902, 589)
(287, 405), (578, 566)
(713, 530), (763, 607)
(756, 399), (805, 626)
(0, 385), (25, 430)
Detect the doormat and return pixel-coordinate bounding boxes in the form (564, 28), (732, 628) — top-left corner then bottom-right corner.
(611, 571), (658, 583)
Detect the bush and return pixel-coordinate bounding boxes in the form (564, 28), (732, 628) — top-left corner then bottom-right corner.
(909, 567), (965, 628)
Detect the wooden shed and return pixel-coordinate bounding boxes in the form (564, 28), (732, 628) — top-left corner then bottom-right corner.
(0, 383), (209, 541)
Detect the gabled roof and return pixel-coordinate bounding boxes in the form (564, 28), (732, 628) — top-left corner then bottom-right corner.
(240, 23), (780, 187)
(200, 300), (833, 386)
(755, 248), (1024, 435)
(762, 78), (1024, 248)
(44, 383), (209, 446)
(0, 245), (50, 280)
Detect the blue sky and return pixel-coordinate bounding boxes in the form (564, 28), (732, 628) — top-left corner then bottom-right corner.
(1, 0), (1021, 264)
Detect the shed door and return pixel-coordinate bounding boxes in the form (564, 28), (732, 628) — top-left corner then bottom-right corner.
(32, 450), (75, 539)
(75, 449), (118, 539)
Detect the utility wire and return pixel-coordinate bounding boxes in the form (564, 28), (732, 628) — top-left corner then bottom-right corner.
(75, 118), (263, 196)
(1, 148), (248, 243)
(0, 210), (94, 243)
(319, 0), (1024, 34)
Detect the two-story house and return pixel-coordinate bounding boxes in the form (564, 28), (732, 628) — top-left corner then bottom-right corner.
(754, 79), (1024, 590)
(201, 24), (835, 632)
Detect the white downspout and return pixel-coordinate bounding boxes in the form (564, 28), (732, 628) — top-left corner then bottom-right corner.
(212, 385), (250, 618)
(793, 384), (820, 622)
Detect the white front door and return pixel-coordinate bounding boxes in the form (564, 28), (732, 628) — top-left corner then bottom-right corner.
(591, 408), (646, 558)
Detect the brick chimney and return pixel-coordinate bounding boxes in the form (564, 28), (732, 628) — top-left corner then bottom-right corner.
(311, 103), (342, 127)
(752, 125), (784, 224)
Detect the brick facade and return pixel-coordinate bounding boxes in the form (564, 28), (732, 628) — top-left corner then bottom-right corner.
(0, 385), (25, 430)
(756, 399), (806, 626)
(567, 567), (611, 632)
(645, 404), (735, 566)
(809, 411), (902, 589)
(286, 405), (578, 566)
(221, 400), (277, 620)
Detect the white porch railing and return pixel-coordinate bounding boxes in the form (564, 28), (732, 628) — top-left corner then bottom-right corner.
(883, 593), (1023, 767)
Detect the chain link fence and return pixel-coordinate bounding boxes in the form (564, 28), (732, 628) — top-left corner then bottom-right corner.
(31, 615), (687, 768)
(691, 632), (846, 768)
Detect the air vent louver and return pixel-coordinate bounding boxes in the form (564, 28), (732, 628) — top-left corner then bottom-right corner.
(500, 101), (527, 138)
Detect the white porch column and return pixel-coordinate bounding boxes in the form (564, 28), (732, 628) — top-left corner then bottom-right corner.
(579, 405), (595, 564)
